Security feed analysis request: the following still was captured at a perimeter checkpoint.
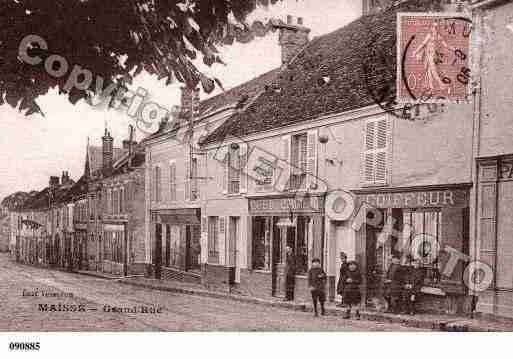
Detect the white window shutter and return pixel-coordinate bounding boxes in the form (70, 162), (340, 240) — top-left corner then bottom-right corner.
(169, 162), (176, 201)
(362, 117), (389, 185)
(184, 157), (190, 201)
(306, 129), (318, 189)
(276, 135), (291, 192)
(219, 216), (226, 264)
(374, 118), (388, 185)
(217, 146), (228, 194)
(239, 143), (248, 193)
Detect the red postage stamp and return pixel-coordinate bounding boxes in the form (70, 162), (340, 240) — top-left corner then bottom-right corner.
(397, 13), (472, 103)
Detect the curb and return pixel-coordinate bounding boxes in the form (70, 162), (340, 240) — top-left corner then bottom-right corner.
(116, 278), (470, 331)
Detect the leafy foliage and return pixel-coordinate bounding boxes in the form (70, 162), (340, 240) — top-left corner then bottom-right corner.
(0, 0), (283, 115)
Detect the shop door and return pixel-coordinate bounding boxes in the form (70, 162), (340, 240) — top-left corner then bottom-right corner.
(185, 225), (201, 272)
(228, 217), (240, 283)
(271, 217), (281, 296)
(154, 223), (162, 279)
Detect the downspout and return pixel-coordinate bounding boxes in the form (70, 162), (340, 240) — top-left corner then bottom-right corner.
(470, 7), (484, 296)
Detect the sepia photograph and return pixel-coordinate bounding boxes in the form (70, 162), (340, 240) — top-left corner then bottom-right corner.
(1, 0), (513, 355)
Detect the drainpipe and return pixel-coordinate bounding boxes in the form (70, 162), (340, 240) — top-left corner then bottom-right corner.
(470, 7), (484, 295)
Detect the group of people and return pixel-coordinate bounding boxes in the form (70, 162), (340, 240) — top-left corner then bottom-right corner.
(383, 254), (426, 315)
(307, 253), (362, 319)
(305, 251), (426, 319)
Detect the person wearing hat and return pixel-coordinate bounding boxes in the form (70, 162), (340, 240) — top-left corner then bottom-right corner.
(336, 252), (348, 307)
(401, 258), (426, 315)
(383, 253), (404, 313)
(284, 245), (295, 301)
(308, 258), (327, 316)
(342, 260), (362, 319)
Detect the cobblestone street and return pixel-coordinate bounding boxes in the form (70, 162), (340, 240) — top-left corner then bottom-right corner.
(0, 254), (424, 331)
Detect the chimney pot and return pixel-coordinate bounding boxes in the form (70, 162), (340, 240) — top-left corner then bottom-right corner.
(102, 129), (114, 172)
(276, 16), (310, 66)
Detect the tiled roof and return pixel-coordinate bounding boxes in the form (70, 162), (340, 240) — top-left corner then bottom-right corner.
(141, 68), (280, 143)
(198, 68), (281, 116)
(88, 146), (126, 176)
(200, 0), (436, 145)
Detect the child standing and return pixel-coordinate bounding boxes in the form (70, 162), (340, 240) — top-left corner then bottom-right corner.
(342, 260), (362, 319)
(307, 258), (327, 317)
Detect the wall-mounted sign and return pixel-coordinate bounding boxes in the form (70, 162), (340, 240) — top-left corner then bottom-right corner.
(249, 195), (324, 214)
(355, 188), (468, 209)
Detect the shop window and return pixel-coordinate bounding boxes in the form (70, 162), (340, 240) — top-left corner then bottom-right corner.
(363, 117), (389, 186)
(252, 217), (271, 270)
(208, 217), (219, 261)
(290, 133), (307, 190)
(378, 208), (442, 285)
(295, 216), (310, 275)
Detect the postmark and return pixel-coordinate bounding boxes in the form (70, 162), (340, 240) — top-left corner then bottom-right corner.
(397, 13), (472, 104)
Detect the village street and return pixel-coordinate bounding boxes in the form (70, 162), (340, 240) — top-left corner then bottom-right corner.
(0, 254), (422, 331)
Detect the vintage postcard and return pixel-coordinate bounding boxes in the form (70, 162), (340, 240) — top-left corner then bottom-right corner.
(1, 0), (513, 355)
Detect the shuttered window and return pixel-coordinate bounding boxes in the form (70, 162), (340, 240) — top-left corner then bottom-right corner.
(169, 162), (176, 201)
(363, 117), (389, 185)
(208, 216), (219, 262)
(228, 146), (241, 194)
(191, 158), (199, 200)
(290, 133), (307, 190)
(154, 166), (162, 202)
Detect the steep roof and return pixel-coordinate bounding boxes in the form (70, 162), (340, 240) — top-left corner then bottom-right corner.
(200, 0), (436, 145)
(87, 145), (126, 177)
(141, 68), (281, 143)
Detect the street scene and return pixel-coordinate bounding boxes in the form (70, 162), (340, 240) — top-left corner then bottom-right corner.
(2, 0), (513, 336)
(0, 253), (417, 331)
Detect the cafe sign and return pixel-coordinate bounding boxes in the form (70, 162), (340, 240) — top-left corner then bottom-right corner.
(249, 196), (324, 214)
(356, 189), (468, 209)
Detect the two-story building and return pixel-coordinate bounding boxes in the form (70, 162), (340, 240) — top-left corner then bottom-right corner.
(84, 128), (147, 276)
(470, 0), (513, 319)
(196, 0), (477, 312)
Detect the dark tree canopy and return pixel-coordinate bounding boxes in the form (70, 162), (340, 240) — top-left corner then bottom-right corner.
(0, 0), (284, 115)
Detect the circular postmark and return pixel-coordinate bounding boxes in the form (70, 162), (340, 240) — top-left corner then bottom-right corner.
(398, 14), (473, 104)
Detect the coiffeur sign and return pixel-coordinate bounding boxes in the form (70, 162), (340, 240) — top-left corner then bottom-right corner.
(356, 189), (468, 209)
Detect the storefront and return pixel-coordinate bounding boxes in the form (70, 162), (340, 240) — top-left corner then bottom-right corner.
(476, 155), (513, 318)
(242, 194), (325, 302)
(151, 208), (202, 283)
(101, 222), (127, 276)
(349, 184), (472, 313)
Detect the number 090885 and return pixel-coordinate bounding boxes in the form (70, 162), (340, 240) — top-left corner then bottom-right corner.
(8, 342), (40, 350)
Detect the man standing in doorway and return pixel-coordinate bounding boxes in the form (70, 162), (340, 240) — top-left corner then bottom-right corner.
(285, 245), (295, 301)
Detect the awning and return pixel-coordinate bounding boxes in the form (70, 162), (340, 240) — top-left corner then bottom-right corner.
(159, 214), (200, 225)
(154, 208), (201, 225)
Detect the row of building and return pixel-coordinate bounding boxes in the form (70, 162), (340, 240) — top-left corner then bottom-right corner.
(7, 0), (513, 318)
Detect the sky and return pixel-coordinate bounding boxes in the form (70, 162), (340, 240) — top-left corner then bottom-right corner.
(0, 0), (362, 200)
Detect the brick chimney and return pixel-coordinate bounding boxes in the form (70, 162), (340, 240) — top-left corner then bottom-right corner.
(102, 128), (114, 172)
(61, 171), (72, 186)
(49, 176), (60, 188)
(275, 15), (310, 66)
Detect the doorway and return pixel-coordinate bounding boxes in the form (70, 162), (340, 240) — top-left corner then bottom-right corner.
(228, 217), (240, 283)
(154, 223), (162, 279)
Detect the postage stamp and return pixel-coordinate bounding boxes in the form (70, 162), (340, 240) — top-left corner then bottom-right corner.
(397, 13), (472, 104)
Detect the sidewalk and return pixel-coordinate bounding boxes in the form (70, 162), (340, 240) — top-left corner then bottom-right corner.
(78, 270), (513, 331)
